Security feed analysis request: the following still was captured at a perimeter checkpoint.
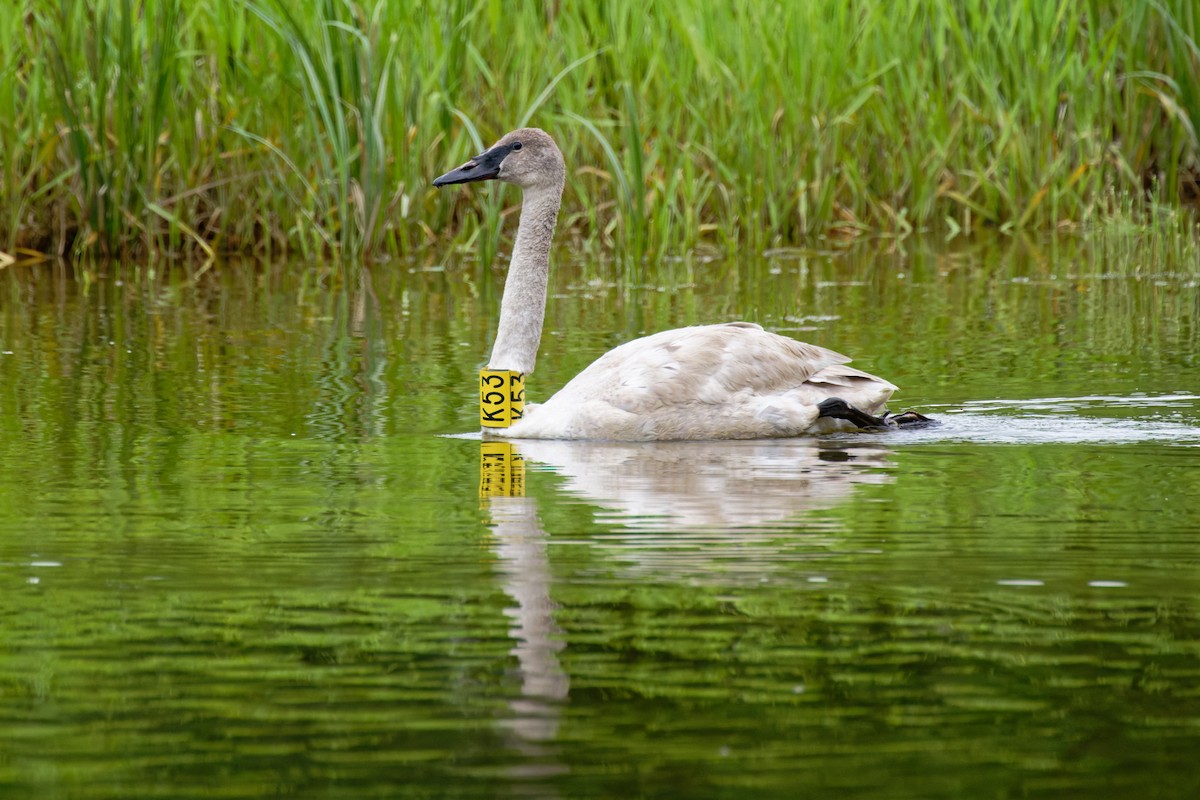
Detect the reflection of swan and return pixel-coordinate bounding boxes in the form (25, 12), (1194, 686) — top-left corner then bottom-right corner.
(435, 128), (925, 439)
(487, 496), (569, 779)
(481, 437), (892, 783)
(512, 438), (894, 532)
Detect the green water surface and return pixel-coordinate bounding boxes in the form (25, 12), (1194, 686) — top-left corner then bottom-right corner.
(1, 238), (1199, 799)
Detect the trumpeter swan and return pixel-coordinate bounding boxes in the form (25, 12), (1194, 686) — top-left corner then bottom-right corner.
(434, 128), (930, 440)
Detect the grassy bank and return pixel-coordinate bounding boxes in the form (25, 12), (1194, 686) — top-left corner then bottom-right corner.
(2, 0), (1198, 262)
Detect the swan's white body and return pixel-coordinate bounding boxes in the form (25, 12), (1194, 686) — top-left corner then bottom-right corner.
(435, 128), (902, 441)
(498, 322), (894, 440)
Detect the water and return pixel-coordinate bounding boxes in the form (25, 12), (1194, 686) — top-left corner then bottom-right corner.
(1, 239), (1199, 798)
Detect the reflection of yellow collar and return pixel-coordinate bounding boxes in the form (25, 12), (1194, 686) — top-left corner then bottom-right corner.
(480, 442), (525, 498)
(480, 370), (525, 429)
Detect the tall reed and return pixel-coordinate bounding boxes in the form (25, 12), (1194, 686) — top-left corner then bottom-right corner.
(26, 0), (187, 255)
(242, 0), (399, 258)
(1, 0), (1197, 263)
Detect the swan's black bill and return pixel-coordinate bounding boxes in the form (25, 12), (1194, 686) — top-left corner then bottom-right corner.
(817, 398), (938, 430)
(433, 142), (516, 187)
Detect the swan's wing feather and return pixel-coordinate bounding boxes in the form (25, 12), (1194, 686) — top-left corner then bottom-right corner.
(553, 323), (851, 413)
(807, 364), (898, 392)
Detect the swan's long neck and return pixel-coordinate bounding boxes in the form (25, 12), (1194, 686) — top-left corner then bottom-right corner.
(488, 181), (563, 374)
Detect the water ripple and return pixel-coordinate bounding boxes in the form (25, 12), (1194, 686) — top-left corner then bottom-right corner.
(848, 394), (1200, 446)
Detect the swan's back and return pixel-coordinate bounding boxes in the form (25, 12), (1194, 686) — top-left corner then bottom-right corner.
(502, 322), (897, 440)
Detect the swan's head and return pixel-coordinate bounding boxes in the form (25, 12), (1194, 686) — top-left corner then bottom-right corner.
(433, 128), (564, 191)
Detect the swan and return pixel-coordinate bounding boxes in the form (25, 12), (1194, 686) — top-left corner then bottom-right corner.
(434, 128), (930, 440)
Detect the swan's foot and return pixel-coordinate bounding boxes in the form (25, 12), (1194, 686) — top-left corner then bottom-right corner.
(883, 409), (939, 429)
(818, 399), (938, 431)
(817, 398), (889, 430)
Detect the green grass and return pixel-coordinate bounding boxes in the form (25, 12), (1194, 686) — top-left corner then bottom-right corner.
(1, 0), (1198, 262)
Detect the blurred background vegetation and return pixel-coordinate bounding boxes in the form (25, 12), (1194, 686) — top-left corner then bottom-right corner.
(1, 0), (1197, 263)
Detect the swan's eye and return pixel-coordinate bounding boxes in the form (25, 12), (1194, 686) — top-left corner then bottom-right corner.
(511, 141), (523, 151)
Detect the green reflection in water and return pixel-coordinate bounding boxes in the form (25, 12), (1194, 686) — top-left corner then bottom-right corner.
(1, 238), (1199, 799)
